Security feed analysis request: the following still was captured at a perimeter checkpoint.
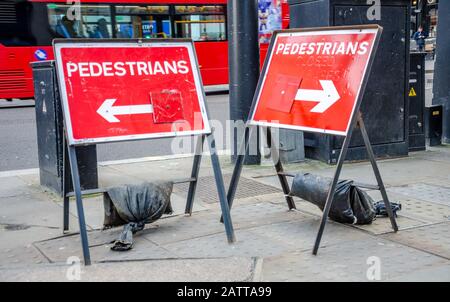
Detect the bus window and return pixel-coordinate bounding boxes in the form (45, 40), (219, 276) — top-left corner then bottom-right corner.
(115, 6), (171, 39)
(0, 1), (36, 46)
(174, 6), (226, 42)
(47, 4), (112, 39)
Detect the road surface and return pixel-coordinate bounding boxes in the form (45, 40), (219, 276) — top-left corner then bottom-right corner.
(0, 94), (229, 171)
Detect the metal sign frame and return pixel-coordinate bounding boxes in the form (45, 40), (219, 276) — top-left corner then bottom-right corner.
(54, 39), (235, 265)
(53, 39), (211, 146)
(226, 25), (398, 255)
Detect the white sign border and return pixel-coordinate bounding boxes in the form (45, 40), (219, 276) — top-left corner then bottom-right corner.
(249, 27), (380, 137)
(53, 40), (211, 146)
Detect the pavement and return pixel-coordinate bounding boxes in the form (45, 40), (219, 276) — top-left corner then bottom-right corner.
(0, 145), (449, 282)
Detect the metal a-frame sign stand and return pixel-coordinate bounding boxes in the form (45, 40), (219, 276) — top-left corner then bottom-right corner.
(62, 132), (234, 265)
(54, 39), (235, 265)
(225, 25), (398, 255)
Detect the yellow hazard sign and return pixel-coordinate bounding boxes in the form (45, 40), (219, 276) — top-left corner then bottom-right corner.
(409, 87), (417, 97)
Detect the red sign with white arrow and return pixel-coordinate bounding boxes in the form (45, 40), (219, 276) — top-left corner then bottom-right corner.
(250, 26), (381, 135)
(54, 40), (210, 145)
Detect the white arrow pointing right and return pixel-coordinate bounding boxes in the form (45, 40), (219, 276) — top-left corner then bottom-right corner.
(97, 99), (154, 123)
(294, 80), (340, 113)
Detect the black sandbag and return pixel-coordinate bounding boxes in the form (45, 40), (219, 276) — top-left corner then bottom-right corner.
(289, 173), (376, 225)
(103, 182), (173, 251)
(289, 173), (356, 224)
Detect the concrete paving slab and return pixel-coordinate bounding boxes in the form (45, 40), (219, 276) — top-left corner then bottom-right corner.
(382, 222), (450, 260)
(142, 214), (226, 246)
(162, 216), (368, 259)
(261, 237), (450, 282)
(16, 173), (41, 190)
(97, 166), (143, 188)
(384, 191), (450, 223)
(0, 176), (38, 198)
(57, 195), (105, 230)
(163, 228), (294, 259)
(106, 156), (215, 183)
(422, 177), (450, 189)
(168, 192), (209, 215)
(249, 217), (369, 251)
(288, 157), (450, 187)
(230, 201), (312, 229)
(0, 225), (63, 251)
(386, 263), (450, 282)
(0, 257), (254, 282)
(351, 216), (420, 235)
(33, 228), (176, 263)
(0, 194), (80, 231)
(412, 146), (450, 164)
(0, 244), (49, 267)
(389, 183), (450, 206)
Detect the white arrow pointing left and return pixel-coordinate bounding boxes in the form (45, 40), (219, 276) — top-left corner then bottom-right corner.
(294, 80), (340, 113)
(97, 98), (154, 123)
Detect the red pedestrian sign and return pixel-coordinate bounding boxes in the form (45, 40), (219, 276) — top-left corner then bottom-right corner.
(250, 26), (381, 136)
(54, 40), (210, 145)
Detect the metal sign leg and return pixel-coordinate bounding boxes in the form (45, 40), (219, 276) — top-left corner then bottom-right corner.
(207, 133), (236, 243)
(357, 116), (399, 232)
(267, 127), (296, 210)
(312, 124), (354, 255)
(63, 196), (70, 232)
(67, 145), (91, 265)
(62, 141), (70, 232)
(227, 126), (252, 210)
(185, 135), (205, 215)
(220, 126), (253, 223)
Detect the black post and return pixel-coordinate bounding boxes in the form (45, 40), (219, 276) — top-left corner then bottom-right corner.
(432, 1), (450, 143)
(228, 0), (261, 165)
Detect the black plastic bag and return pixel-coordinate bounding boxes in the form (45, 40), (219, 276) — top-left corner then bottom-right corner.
(103, 182), (173, 251)
(289, 173), (375, 225)
(350, 186), (376, 224)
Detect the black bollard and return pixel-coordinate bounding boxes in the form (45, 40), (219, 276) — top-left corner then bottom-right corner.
(228, 0), (261, 164)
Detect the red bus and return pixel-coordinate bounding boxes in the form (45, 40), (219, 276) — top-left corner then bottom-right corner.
(0, 0), (228, 100)
(0, 0), (289, 101)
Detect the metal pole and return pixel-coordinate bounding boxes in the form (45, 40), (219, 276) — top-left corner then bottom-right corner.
(312, 129), (352, 256)
(267, 127), (296, 210)
(220, 125), (253, 223)
(228, 0), (261, 165)
(432, 0), (450, 143)
(358, 115), (398, 232)
(185, 135), (205, 215)
(67, 145), (91, 265)
(207, 133), (236, 243)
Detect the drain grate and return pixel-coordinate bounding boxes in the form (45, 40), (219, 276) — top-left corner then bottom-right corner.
(389, 183), (450, 206)
(174, 174), (281, 203)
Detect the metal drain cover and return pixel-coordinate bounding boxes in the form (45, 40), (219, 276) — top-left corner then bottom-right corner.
(174, 174), (281, 203)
